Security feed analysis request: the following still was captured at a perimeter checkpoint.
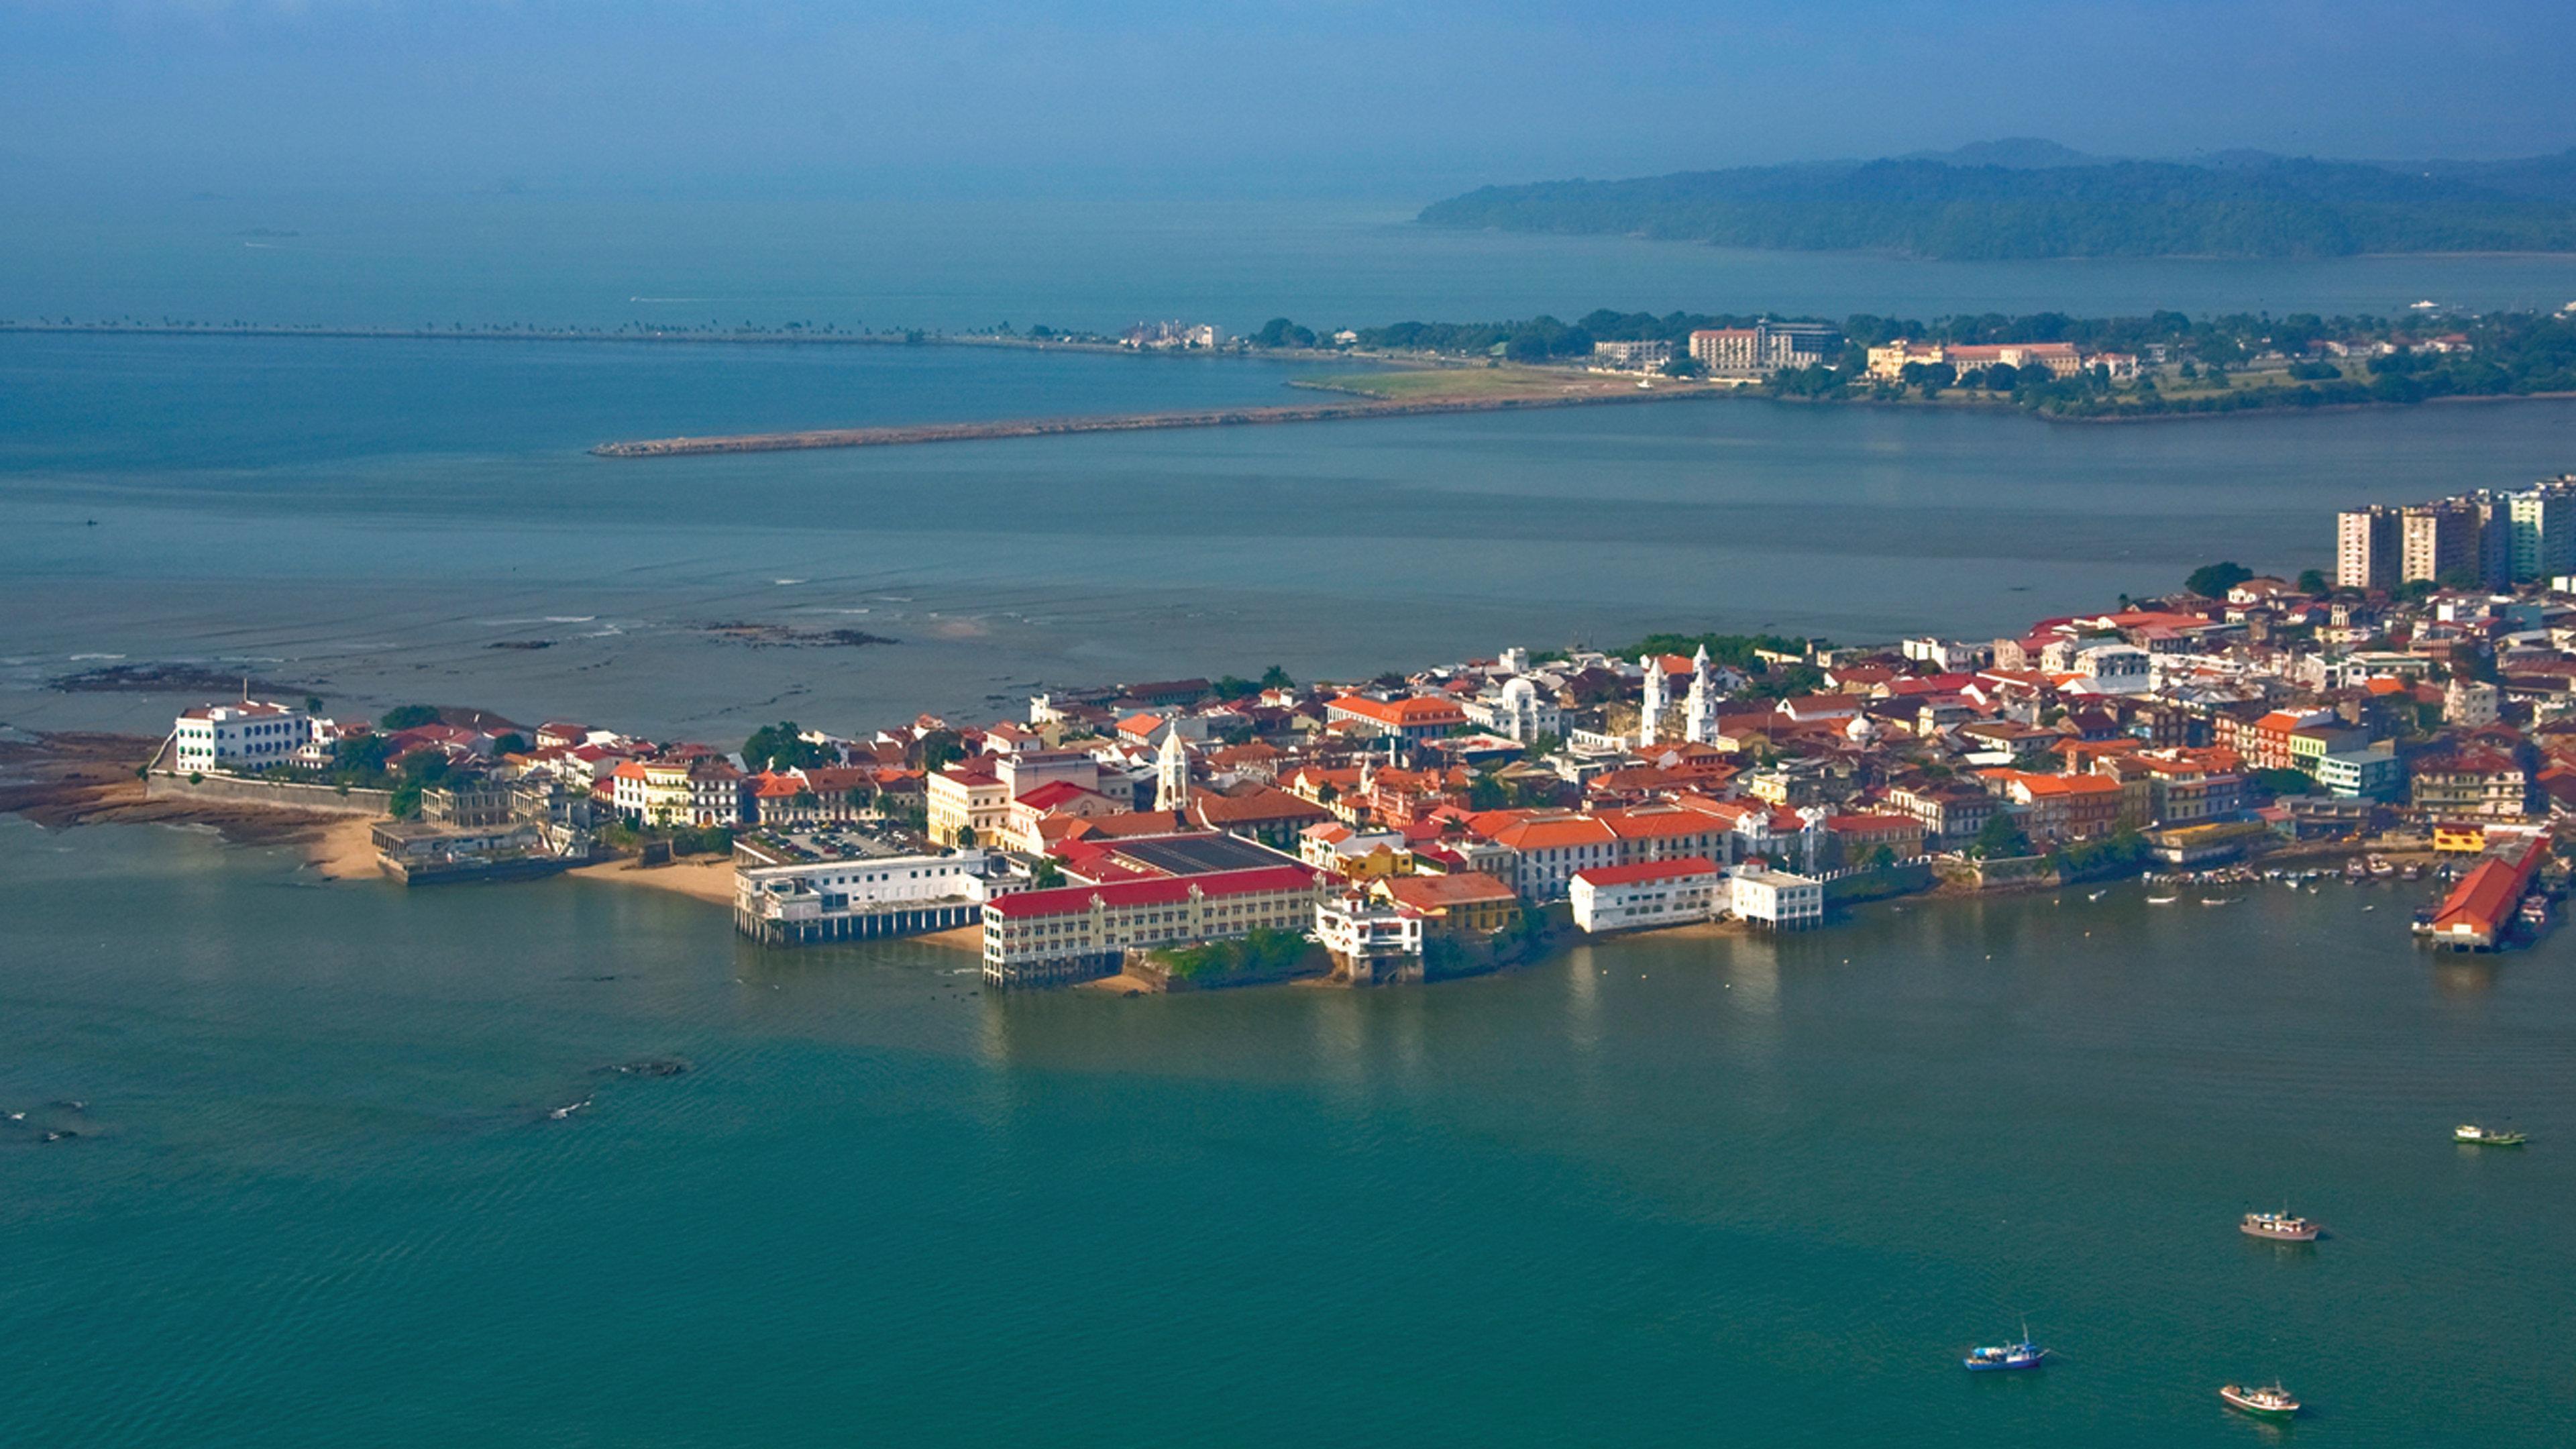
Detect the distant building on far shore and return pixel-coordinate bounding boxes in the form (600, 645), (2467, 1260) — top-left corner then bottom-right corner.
(1691, 321), (1836, 378)
(1590, 338), (1671, 371)
(1122, 320), (1224, 350)
(1866, 339), (2083, 380)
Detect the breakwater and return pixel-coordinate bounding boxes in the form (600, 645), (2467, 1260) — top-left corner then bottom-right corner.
(590, 388), (1709, 458)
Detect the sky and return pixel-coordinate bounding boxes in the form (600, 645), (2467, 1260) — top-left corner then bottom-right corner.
(5, 0), (2576, 200)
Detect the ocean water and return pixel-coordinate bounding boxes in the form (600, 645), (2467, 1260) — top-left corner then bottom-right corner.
(5, 324), (2575, 742)
(4, 820), (2570, 1447)
(11, 194), (2576, 335)
(10, 197), (2576, 1447)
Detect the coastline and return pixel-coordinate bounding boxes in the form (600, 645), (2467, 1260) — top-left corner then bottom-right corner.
(0, 731), (392, 878)
(568, 854), (737, 905)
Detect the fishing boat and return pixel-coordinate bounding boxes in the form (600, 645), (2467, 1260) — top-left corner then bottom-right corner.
(2201, 896), (2235, 906)
(2241, 1210), (2320, 1242)
(2455, 1124), (2528, 1146)
(2147, 895), (2178, 905)
(2219, 1383), (2301, 1418)
(1962, 1324), (2048, 1372)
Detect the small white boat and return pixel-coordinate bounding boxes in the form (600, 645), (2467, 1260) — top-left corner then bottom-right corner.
(2147, 896), (2178, 905)
(2220, 1382), (2301, 1417)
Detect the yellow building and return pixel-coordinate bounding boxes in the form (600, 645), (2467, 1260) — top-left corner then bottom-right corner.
(1375, 872), (1521, 937)
(926, 761), (1010, 847)
(2431, 821), (2488, 854)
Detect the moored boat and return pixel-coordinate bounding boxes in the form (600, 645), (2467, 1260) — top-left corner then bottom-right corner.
(2455, 1124), (2527, 1146)
(2219, 1383), (2301, 1418)
(2241, 1210), (2320, 1242)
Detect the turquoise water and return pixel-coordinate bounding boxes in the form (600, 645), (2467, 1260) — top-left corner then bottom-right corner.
(5, 819), (2570, 1446)
(10, 197), (2576, 1446)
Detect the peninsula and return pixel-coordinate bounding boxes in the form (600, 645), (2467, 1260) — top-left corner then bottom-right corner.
(28, 468), (2576, 987)
(587, 305), (2576, 455)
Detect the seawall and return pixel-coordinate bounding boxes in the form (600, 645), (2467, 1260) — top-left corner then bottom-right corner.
(146, 771), (393, 818)
(591, 389), (1712, 458)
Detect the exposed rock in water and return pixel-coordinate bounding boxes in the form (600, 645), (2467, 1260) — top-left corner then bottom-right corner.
(592, 1058), (692, 1077)
(700, 623), (898, 649)
(50, 662), (311, 695)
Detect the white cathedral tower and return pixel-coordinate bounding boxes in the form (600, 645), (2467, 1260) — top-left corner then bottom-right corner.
(1154, 729), (1191, 813)
(1640, 653), (1666, 746)
(1682, 645), (1719, 744)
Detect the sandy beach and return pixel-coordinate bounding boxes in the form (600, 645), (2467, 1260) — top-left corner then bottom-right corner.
(307, 817), (384, 880)
(912, 924), (984, 953)
(568, 854), (739, 904)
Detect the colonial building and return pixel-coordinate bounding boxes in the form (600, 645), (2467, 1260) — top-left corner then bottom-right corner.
(172, 700), (311, 773)
(1569, 857), (1720, 933)
(979, 865), (1318, 986)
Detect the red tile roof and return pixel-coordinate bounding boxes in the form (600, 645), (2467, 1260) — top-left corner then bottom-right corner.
(1328, 694), (1468, 728)
(1381, 873), (1519, 910)
(985, 865), (1316, 919)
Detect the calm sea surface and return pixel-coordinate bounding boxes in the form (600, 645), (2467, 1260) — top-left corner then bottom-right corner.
(4, 820), (2571, 1448)
(7, 197), (2576, 1446)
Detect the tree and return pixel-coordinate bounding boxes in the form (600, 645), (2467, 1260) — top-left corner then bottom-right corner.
(2247, 766), (2312, 799)
(1525, 731), (1563, 759)
(915, 729), (965, 773)
(2437, 566), (2485, 592)
(331, 735), (391, 778)
(1251, 317), (1316, 350)
(2184, 561), (2253, 598)
(1032, 858), (1066, 888)
(743, 721), (830, 773)
(1660, 354), (1707, 378)
(1467, 773), (1509, 812)
(1970, 812), (2034, 860)
(1213, 676), (1259, 700)
(2296, 568), (2332, 595)
(381, 704), (441, 731)
(1259, 665), (1294, 690)
(954, 826), (976, 849)
(493, 733), (529, 756)
(304, 695), (326, 715)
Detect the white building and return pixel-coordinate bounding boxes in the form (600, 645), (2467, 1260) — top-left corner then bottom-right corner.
(2066, 642), (2155, 695)
(172, 700), (311, 773)
(1314, 890), (1424, 982)
(1690, 323), (1834, 378)
(1470, 676), (1562, 743)
(735, 850), (989, 945)
(1569, 857), (1721, 933)
(2445, 677), (2502, 729)
(1727, 862), (1824, 930)
(1591, 338), (1672, 372)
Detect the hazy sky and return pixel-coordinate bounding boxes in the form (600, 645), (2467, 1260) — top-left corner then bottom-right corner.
(7, 0), (2575, 198)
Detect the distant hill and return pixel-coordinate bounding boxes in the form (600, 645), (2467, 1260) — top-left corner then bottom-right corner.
(1417, 148), (2576, 260)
